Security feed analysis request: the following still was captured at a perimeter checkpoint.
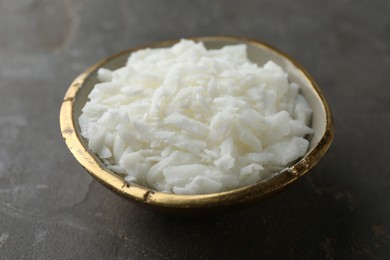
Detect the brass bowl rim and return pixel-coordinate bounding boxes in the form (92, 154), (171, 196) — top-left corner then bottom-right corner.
(60, 36), (334, 210)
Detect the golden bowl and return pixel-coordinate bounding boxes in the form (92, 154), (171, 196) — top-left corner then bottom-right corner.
(60, 36), (334, 214)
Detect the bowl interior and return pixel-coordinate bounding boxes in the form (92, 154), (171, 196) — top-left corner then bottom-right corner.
(64, 37), (333, 212)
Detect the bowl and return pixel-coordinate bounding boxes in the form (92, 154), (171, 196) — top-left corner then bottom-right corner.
(60, 36), (334, 214)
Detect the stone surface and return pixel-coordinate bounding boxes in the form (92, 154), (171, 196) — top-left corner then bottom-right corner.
(0, 0), (389, 259)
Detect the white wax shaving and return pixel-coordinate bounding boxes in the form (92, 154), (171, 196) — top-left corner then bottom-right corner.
(79, 39), (313, 194)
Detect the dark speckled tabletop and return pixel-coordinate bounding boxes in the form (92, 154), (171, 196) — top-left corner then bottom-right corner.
(0, 0), (389, 259)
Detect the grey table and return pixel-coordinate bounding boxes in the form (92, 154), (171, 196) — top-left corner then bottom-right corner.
(1, 0), (389, 259)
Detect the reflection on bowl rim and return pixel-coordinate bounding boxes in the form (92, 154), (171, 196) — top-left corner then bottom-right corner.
(60, 36), (334, 212)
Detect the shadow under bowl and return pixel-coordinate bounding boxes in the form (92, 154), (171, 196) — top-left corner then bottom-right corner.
(60, 36), (334, 215)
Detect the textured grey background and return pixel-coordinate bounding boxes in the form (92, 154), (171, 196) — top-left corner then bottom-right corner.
(0, 0), (389, 259)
